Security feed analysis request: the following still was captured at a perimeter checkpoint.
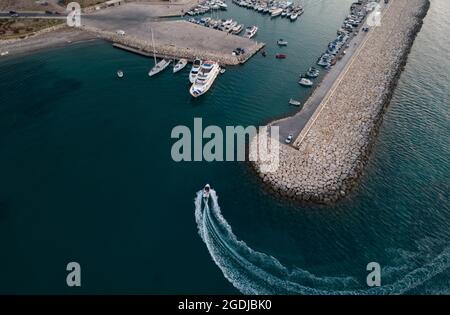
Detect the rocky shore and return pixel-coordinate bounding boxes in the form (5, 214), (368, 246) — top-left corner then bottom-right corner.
(253, 0), (431, 204)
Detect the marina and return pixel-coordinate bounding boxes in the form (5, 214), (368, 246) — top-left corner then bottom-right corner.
(255, 0), (432, 204)
(1, 0), (446, 297)
(231, 0), (304, 21)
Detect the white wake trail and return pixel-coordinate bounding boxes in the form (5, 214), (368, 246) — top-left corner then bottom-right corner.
(194, 190), (450, 295)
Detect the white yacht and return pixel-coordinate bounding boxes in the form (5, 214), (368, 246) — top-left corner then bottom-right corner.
(243, 25), (258, 38)
(203, 184), (211, 201)
(189, 58), (202, 83)
(173, 58), (188, 73)
(231, 24), (244, 34)
(299, 78), (313, 87)
(148, 28), (171, 77)
(271, 8), (283, 17)
(149, 59), (171, 76)
(189, 61), (221, 97)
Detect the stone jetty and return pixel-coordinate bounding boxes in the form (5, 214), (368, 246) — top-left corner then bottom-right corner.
(253, 0), (431, 204)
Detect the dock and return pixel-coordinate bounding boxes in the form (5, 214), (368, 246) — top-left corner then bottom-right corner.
(253, 0), (431, 204)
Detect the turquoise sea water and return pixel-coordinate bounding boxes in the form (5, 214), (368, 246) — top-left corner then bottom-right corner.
(0, 0), (448, 294)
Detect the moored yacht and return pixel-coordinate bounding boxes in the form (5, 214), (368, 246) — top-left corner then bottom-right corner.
(243, 25), (258, 38)
(305, 67), (320, 78)
(149, 59), (171, 76)
(173, 58), (188, 73)
(189, 58), (202, 83)
(231, 24), (244, 34)
(190, 61), (221, 97)
(299, 78), (313, 87)
(271, 8), (283, 17)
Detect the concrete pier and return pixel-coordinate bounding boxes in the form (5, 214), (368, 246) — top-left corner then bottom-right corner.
(253, 0), (431, 204)
(82, 3), (264, 65)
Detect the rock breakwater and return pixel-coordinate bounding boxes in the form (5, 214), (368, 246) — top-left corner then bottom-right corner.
(253, 0), (431, 204)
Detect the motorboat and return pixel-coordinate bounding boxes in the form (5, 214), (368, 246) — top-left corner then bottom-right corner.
(277, 39), (288, 46)
(149, 59), (171, 76)
(189, 58), (202, 83)
(231, 24), (244, 34)
(0, 51), (9, 56)
(271, 8), (283, 17)
(289, 99), (301, 106)
(276, 53), (287, 59)
(173, 58), (188, 73)
(203, 184), (211, 201)
(299, 78), (313, 87)
(243, 25), (258, 38)
(189, 61), (221, 97)
(117, 70), (124, 78)
(305, 67), (320, 78)
(290, 13), (298, 20)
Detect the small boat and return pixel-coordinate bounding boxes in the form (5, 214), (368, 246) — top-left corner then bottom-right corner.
(149, 59), (171, 77)
(0, 51), (9, 56)
(276, 53), (287, 59)
(277, 39), (288, 46)
(189, 58), (202, 83)
(271, 8), (283, 17)
(203, 184), (211, 201)
(290, 13), (298, 20)
(220, 68), (226, 74)
(289, 99), (301, 106)
(261, 50), (267, 57)
(231, 24), (244, 35)
(243, 25), (258, 38)
(173, 58), (188, 73)
(299, 78), (313, 87)
(117, 70), (124, 78)
(305, 67), (320, 78)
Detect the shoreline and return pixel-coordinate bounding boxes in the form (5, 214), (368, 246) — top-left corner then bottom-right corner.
(0, 26), (97, 57)
(252, 0), (431, 204)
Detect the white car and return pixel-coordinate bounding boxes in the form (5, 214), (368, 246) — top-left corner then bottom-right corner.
(116, 30), (126, 36)
(285, 134), (293, 144)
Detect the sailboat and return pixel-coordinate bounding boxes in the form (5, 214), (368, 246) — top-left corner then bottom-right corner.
(173, 58), (188, 73)
(148, 28), (171, 77)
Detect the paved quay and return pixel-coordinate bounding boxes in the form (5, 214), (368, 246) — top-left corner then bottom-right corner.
(81, 2), (264, 65)
(254, 0), (431, 204)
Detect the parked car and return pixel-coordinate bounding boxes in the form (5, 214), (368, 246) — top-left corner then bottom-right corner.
(285, 134), (293, 144)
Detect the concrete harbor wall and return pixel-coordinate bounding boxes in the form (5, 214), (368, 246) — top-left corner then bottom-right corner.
(253, 0), (431, 204)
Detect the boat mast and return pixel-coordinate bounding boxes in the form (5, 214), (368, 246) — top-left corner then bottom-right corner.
(151, 28), (157, 66)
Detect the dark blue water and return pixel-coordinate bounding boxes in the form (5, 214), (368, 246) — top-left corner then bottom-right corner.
(0, 0), (448, 294)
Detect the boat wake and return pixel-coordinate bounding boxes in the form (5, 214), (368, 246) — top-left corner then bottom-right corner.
(194, 190), (450, 294)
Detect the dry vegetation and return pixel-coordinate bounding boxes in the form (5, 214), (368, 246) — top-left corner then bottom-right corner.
(0, 18), (63, 40)
(0, 0), (62, 11)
